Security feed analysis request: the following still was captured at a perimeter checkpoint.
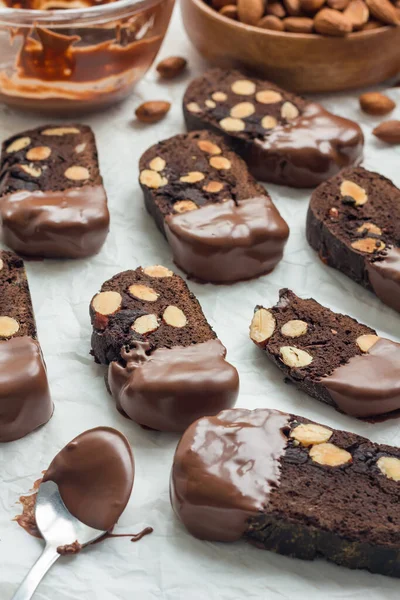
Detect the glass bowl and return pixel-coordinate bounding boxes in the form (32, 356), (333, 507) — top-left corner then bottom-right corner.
(0, 0), (175, 112)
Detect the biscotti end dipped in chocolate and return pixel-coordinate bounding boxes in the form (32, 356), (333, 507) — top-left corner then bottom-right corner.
(171, 408), (400, 578)
(250, 289), (400, 419)
(307, 166), (400, 314)
(0, 250), (53, 442)
(0, 125), (109, 258)
(139, 130), (289, 284)
(90, 265), (239, 431)
(183, 69), (364, 188)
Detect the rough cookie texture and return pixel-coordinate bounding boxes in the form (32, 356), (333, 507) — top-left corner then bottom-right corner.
(250, 289), (400, 418)
(0, 124), (109, 258)
(91, 266), (239, 431)
(0, 250), (53, 442)
(183, 69), (364, 188)
(139, 130), (289, 283)
(171, 407), (400, 578)
(307, 166), (400, 314)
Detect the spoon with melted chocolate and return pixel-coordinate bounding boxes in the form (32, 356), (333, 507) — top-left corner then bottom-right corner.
(12, 427), (134, 600)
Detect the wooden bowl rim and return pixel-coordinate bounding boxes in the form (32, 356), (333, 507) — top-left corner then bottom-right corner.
(188, 0), (392, 41)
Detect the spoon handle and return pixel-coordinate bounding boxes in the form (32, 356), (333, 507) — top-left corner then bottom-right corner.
(11, 544), (60, 600)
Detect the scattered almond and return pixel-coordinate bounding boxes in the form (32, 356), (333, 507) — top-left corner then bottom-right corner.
(174, 200), (199, 213)
(314, 8), (353, 35)
(156, 56), (187, 79)
(377, 456), (400, 481)
(135, 101), (171, 123)
(280, 346), (313, 368)
(64, 166), (89, 181)
(0, 316), (20, 338)
(356, 334), (380, 352)
(250, 308), (276, 343)
(129, 284), (159, 302)
(149, 157), (166, 172)
(26, 146), (52, 161)
(163, 306), (187, 328)
(92, 291), (122, 316)
(351, 237), (386, 253)
(290, 423), (333, 446)
(281, 319), (308, 337)
(309, 443), (352, 467)
(143, 265), (173, 278)
(210, 156), (232, 170)
(373, 121), (400, 144)
(6, 137), (31, 153)
(198, 140), (222, 155)
(132, 314), (159, 334)
(359, 92), (395, 116)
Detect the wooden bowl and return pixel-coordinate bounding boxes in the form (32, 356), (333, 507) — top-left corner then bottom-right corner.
(181, 0), (400, 93)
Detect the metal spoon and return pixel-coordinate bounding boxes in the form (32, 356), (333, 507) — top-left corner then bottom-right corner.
(12, 480), (106, 600)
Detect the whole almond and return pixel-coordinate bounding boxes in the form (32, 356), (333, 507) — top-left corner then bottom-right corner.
(359, 92), (396, 116)
(266, 2), (287, 17)
(258, 14), (286, 28)
(284, 16), (315, 30)
(237, 0), (265, 24)
(284, 0), (302, 15)
(300, 0), (326, 13)
(156, 56), (187, 79)
(314, 8), (353, 35)
(344, 0), (369, 27)
(373, 121), (400, 144)
(220, 4), (238, 17)
(365, 0), (399, 24)
(135, 101), (171, 123)
(327, 0), (350, 9)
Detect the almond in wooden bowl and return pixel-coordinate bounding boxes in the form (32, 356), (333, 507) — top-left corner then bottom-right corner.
(181, 0), (400, 93)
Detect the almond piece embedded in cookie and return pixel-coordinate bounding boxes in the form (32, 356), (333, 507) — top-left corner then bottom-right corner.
(290, 423), (333, 446)
(309, 442), (352, 466)
(250, 308), (276, 343)
(92, 291), (122, 315)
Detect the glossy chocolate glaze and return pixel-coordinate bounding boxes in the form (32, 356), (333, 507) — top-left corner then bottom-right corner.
(322, 338), (400, 418)
(0, 336), (53, 443)
(43, 427), (134, 531)
(108, 339), (239, 432)
(171, 408), (289, 541)
(254, 103), (363, 188)
(367, 248), (400, 314)
(0, 185), (109, 258)
(164, 197), (289, 284)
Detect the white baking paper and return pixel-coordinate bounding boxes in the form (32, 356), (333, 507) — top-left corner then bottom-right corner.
(1, 6), (400, 599)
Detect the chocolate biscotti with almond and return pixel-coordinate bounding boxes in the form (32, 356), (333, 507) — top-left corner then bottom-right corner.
(183, 69), (364, 188)
(90, 265), (239, 431)
(0, 125), (109, 258)
(307, 166), (400, 313)
(0, 250), (53, 442)
(139, 130), (289, 283)
(250, 288), (400, 419)
(171, 408), (400, 577)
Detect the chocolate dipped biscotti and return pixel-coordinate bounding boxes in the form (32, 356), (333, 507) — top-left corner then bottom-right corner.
(90, 265), (239, 431)
(171, 408), (400, 578)
(0, 250), (53, 442)
(250, 289), (400, 419)
(0, 125), (109, 258)
(139, 131), (289, 283)
(307, 166), (400, 313)
(183, 69), (364, 188)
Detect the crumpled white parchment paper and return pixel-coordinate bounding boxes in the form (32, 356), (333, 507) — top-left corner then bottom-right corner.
(1, 6), (400, 599)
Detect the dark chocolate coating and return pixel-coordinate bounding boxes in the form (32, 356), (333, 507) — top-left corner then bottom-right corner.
(183, 69), (363, 188)
(172, 408), (400, 578)
(0, 336), (53, 443)
(43, 427), (134, 531)
(307, 166), (400, 313)
(108, 339), (239, 432)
